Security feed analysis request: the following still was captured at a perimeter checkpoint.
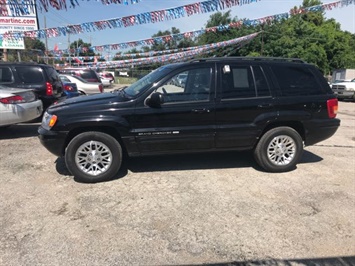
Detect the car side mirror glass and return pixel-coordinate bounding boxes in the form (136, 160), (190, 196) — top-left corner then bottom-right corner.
(146, 92), (164, 108)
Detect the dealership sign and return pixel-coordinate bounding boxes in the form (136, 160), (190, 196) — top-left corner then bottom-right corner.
(0, 38), (25, 49)
(0, 4), (38, 50)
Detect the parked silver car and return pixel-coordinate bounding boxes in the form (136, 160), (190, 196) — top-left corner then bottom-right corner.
(59, 74), (103, 95)
(0, 85), (43, 127)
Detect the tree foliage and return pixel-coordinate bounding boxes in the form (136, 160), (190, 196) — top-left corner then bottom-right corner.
(196, 0), (355, 74)
(102, 0), (355, 74)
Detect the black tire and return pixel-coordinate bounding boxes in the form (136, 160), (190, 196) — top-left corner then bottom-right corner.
(254, 127), (303, 172)
(65, 132), (122, 183)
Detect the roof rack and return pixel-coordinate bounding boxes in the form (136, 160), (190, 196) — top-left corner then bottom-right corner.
(189, 56), (306, 64)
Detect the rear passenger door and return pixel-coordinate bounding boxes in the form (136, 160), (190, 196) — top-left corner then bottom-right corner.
(215, 63), (276, 149)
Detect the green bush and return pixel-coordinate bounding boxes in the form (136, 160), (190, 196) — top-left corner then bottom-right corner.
(116, 77), (137, 84)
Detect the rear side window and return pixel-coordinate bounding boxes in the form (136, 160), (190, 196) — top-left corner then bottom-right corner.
(252, 66), (270, 97)
(0, 67), (13, 83)
(270, 65), (322, 96)
(16, 66), (44, 83)
(221, 66), (256, 99)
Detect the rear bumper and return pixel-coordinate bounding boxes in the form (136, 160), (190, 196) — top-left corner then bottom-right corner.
(304, 118), (341, 146)
(38, 126), (68, 157)
(0, 100), (43, 126)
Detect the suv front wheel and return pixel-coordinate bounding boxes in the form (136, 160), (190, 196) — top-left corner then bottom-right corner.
(65, 132), (122, 183)
(254, 127), (303, 172)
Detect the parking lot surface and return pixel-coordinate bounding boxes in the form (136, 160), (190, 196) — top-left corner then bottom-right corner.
(0, 101), (354, 265)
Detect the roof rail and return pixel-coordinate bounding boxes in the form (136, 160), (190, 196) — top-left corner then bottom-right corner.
(188, 56), (306, 64)
(0, 61), (40, 65)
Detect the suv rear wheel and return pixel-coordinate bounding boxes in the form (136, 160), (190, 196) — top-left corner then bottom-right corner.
(65, 132), (122, 183)
(254, 127), (303, 172)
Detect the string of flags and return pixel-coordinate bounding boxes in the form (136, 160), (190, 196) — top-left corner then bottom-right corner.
(45, 0), (354, 55)
(0, 0), (261, 39)
(0, 0), (141, 16)
(47, 32), (260, 68)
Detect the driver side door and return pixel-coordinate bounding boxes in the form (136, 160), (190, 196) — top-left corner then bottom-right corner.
(133, 65), (216, 154)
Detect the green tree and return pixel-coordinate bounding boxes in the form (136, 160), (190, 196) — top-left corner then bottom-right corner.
(149, 27), (196, 51)
(196, 11), (243, 57)
(66, 38), (101, 64)
(235, 0), (355, 73)
(5, 38), (46, 62)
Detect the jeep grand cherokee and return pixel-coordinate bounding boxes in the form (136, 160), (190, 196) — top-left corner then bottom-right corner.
(38, 57), (340, 183)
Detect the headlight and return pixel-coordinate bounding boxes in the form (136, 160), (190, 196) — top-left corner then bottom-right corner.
(41, 111), (58, 130)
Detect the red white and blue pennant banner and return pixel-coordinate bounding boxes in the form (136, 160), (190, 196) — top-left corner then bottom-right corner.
(0, 0), (260, 39)
(46, 32), (260, 68)
(46, 0), (354, 55)
(0, 0), (141, 16)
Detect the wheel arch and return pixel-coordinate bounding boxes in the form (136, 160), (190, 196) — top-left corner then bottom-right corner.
(63, 126), (126, 156)
(257, 121), (305, 147)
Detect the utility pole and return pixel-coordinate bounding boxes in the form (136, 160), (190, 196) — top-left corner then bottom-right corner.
(44, 16), (48, 64)
(3, 49), (8, 61)
(260, 24), (264, 56)
(68, 33), (71, 66)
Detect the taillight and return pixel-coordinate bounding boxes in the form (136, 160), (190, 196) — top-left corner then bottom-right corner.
(0, 95), (25, 104)
(99, 84), (103, 93)
(64, 85), (74, 91)
(46, 82), (53, 96)
(327, 98), (338, 118)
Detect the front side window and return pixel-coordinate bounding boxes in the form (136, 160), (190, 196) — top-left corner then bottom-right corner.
(221, 66), (256, 99)
(155, 67), (212, 103)
(123, 65), (175, 97)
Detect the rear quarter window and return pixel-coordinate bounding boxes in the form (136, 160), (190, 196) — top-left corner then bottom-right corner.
(270, 65), (323, 96)
(45, 67), (60, 82)
(16, 66), (45, 83)
(0, 67), (13, 83)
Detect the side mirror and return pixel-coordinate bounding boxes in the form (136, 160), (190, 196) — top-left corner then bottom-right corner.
(145, 92), (164, 108)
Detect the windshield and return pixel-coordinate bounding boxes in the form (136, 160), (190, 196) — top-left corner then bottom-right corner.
(123, 65), (175, 97)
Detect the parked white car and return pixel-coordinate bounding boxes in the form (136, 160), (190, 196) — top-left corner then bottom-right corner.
(0, 85), (43, 127)
(99, 76), (113, 87)
(332, 78), (355, 101)
(59, 74), (103, 95)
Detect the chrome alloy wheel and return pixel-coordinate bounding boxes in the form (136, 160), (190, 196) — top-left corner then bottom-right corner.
(267, 135), (296, 166)
(75, 140), (113, 176)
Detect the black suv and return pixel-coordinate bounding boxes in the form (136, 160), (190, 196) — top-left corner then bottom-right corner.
(38, 57), (340, 183)
(0, 62), (63, 110)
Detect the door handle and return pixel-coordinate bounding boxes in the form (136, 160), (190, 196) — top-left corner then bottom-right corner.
(257, 104), (273, 108)
(192, 108), (210, 113)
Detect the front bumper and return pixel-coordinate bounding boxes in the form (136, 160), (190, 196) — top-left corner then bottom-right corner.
(333, 90), (355, 99)
(38, 126), (68, 157)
